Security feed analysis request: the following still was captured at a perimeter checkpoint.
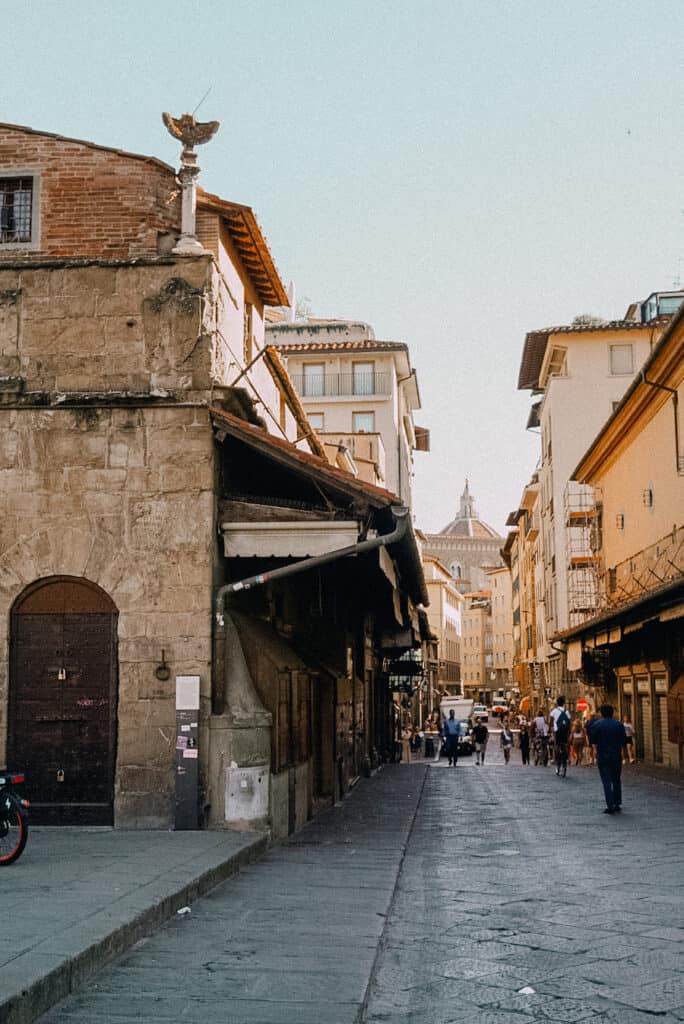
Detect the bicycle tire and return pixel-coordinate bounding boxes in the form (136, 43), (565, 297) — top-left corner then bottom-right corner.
(0, 803), (28, 865)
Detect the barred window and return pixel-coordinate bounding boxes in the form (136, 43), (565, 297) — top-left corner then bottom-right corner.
(0, 177), (34, 244)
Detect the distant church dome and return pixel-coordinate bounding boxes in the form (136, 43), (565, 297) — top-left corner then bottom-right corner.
(438, 479), (501, 540)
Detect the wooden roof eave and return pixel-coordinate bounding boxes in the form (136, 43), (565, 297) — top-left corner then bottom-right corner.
(197, 190), (289, 307)
(263, 346), (328, 460)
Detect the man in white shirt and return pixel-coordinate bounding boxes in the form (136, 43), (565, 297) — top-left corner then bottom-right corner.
(550, 695), (569, 734)
(533, 711), (549, 738)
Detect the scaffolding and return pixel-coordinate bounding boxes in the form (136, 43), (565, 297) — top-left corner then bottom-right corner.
(564, 482), (603, 627)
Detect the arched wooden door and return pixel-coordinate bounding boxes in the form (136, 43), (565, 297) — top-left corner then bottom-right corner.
(8, 577), (118, 825)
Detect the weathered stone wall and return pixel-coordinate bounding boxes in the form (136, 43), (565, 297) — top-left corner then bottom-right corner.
(0, 403), (215, 826)
(0, 125), (180, 260)
(0, 259), (215, 394)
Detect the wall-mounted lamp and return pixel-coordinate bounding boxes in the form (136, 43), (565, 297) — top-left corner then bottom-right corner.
(642, 488), (654, 508)
(616, 513), (625, 529)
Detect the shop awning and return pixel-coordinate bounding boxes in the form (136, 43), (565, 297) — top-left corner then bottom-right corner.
(221, 520), (360, 558)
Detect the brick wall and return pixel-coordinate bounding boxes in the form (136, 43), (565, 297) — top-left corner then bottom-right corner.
(0, 125), (180, 260)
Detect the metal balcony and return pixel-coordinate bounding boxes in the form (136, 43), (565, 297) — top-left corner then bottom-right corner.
(291, 372), (391, 398)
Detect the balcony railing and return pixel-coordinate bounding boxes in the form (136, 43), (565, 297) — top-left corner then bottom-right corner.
(292, 372), (390, 398)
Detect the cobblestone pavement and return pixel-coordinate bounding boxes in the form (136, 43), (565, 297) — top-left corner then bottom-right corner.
(37, 758), (683, 1024)
(364, 758), (684, 1023)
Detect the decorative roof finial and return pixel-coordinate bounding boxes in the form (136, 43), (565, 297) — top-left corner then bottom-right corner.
(162, 112), (220, 256)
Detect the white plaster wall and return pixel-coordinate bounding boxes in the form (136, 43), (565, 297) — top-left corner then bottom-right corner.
(283, 352), (401, 492)
(539, 331), (652, 632)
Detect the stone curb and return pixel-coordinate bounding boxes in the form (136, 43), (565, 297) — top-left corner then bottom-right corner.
(1, 832), (268, 1024)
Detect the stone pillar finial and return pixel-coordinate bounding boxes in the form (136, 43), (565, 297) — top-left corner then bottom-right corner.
(162, 112), (220, 256)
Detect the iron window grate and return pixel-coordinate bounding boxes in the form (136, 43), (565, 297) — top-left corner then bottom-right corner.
(0, 177), (33, 243)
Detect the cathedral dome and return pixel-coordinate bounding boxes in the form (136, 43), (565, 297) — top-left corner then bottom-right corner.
(438, 480), (501, 539)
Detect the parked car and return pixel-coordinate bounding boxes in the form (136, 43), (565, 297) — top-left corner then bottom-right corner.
(470, 704), (489, 723)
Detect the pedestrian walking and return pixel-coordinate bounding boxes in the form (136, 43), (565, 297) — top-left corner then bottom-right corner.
(585, 713), (597, 766)
(401, 724), (412, 764)
(623, 717), (636, 764)
(472, 718), (489, 765)
(442, 709), (461, 766)
(500, 724), (514, 764)
(519, 723), (530, 765)
(585, 704), (628, 814)
(570, 719), (586, 766)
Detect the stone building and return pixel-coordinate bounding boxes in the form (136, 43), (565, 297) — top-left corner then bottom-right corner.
(422, 480), (503, 593)
(0, 119), (427, 833)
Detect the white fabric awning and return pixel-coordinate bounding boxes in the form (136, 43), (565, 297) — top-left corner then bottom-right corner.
(221, 520), (360, 558)
(567, 639), (583, 672)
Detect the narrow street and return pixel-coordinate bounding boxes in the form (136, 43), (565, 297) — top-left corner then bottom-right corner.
(38, 753), (684, 1024)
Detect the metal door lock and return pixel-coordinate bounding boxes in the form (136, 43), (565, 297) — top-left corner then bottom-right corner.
(56, 769), (65, 783)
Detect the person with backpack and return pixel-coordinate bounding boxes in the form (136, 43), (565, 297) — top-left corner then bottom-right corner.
(550, 696), (571, 777)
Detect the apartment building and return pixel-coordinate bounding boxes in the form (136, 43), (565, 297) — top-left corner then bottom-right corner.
(504, 474), (545, 714)
(461, 591), (492, 701)
(517, 296), (678, 697)
(265, 319), (428, 505)
(422, 556), (464, 697)
(558, 304), (684, 766)
(485, 565), (514, 694)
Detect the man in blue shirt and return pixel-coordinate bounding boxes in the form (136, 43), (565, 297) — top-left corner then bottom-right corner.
(586, 705), (627, 814)
(442, 710), (462, 766)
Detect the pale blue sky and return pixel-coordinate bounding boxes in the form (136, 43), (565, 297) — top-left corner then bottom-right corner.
(5, 0), (684, 533)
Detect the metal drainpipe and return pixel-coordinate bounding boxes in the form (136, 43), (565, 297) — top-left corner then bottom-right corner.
(215, 505), (410, 626)
(640, 371), (681, 473)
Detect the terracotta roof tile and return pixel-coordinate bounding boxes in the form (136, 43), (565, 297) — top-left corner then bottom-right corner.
(271, 340), (408, 353)
(518, 317), (672, 391)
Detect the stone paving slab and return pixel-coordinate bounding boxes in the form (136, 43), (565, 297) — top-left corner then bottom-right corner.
(7, 757), (684, 1024)
(36, 766), (429, 1024)
(0, 827), (267, 1024)
(364, 759), (684, 1023)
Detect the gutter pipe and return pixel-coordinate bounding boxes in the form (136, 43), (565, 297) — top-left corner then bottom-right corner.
(215, 505), (410, 627)
(640, 370), (681, 474)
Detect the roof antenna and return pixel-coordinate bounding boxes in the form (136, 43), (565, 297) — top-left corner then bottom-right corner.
(192, 86), (213, 118)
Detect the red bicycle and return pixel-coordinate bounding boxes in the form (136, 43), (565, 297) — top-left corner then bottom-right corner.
(0, 771), (30, 865)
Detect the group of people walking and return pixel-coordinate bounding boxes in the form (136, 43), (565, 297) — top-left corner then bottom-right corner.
(512, 696), (633, 813)
(403, 696), (635, 815)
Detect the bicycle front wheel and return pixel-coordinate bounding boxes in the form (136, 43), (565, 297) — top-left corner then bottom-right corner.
(0, 804), (28, 865)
